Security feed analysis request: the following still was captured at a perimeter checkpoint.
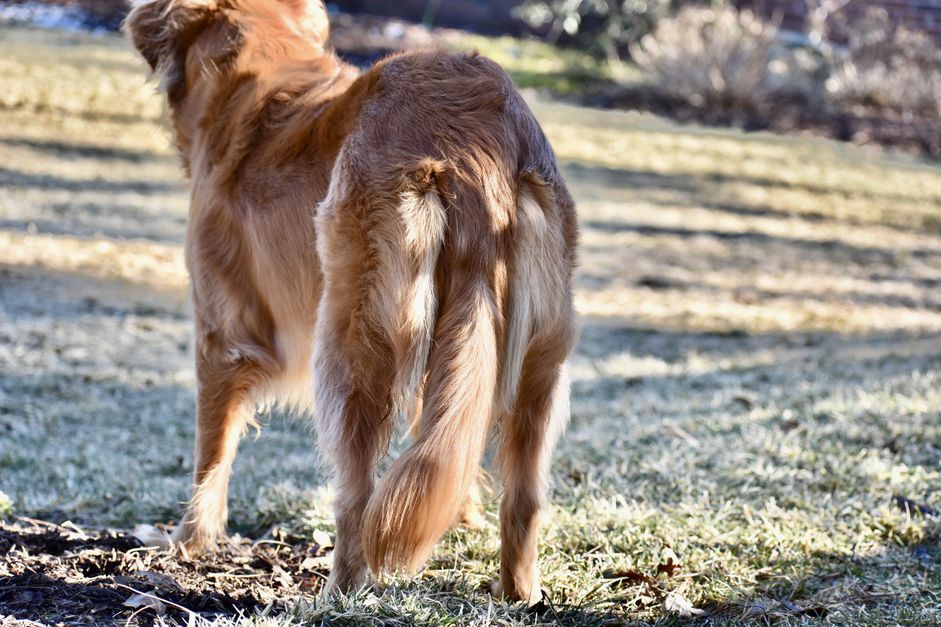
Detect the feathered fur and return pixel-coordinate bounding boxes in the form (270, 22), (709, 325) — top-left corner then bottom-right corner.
(124, 0), (577, 602)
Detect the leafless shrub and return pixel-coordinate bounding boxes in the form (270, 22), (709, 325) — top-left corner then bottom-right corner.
(630, 5), (781, 110)
(515, 0), (679, 62)
(826, 9), (941, 118)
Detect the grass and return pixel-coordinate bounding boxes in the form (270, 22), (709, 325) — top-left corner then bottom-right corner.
(1, 23), (941, 625)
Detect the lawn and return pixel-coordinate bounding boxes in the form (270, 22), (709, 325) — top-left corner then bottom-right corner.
(1, 24), (940, 626)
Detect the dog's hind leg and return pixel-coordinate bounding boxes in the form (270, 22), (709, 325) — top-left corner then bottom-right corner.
(495, 350), (570, 604)
(493, 179), (576, 603)
(311, 176), (399, 595)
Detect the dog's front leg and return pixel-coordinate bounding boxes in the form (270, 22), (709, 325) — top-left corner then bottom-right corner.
(172, 337), (258, 554)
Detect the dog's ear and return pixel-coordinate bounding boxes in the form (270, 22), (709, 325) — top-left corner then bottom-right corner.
(123, 0), (221, 95)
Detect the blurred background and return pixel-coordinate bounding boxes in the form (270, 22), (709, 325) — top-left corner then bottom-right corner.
(1, 0), (940, 155)
(0, 0), (939, 625)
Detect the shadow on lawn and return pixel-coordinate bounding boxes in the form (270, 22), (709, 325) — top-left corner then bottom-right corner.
(581, 219), (939, 265)
(1, 102), (161, 126)
(0, 201), (187, 244)
(577, 317), (941, 363)
(0, 165), (180, 195)
(579, 253), (941, 308)
(581, 274), (941, 312)
(0, 264), (188, 321)
(0, 137), (169, 164)
(564, 161), (941, 238)
(0, 136), (186, 243)
(562, 161), (939, 208)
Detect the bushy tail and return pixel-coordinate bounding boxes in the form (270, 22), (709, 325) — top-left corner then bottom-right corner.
(361, 176), (499, 574)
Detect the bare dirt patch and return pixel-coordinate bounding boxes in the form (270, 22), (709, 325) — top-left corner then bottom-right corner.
(0, 519), (329, 625)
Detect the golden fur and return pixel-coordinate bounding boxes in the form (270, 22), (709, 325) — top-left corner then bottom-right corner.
(124, 0), (577, 602)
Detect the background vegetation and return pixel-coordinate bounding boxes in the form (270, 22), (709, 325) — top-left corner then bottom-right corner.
(5, 0), (940, 156)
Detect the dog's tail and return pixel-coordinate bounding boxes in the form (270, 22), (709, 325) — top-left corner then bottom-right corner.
(361, 167), (500, 575)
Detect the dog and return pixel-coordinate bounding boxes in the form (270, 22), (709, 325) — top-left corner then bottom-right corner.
(124, 0), (577, 603)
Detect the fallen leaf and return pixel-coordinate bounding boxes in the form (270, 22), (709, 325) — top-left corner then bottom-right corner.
(636, 275), (674, 290)
(912, 546), (933, 564)
(59, 521), (90, 539)
(300, 554), (333, 571)
(801, 606), (828, 618)
(663, 591), (705, 617)
(525, 589), (554, 617)
(732, 394), (755, 410)
(130, 524), (171, 548)
(657, 557), (681, 578)
(114, 570), (182, 593)
(123, 593), (166, 616)
(311, 529), (333, 548)
(781, 600), (828, 618)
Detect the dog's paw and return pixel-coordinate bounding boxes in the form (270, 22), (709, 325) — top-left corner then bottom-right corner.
(131, 523), (223, 558)
(457, 486), (487, 530)
(489, 578), (544, 607)
(457, 504), (487, 530)
(320, 561), (370, 600)
(168, 525), (225, 559)
(489, 578), (505, 598)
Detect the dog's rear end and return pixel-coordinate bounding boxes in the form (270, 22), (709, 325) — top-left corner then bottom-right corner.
(312, 52), (577, 599)
(124, 0), (576, 603)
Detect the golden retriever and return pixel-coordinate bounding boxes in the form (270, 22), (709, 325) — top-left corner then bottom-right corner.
(124, 0), (576, 602)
